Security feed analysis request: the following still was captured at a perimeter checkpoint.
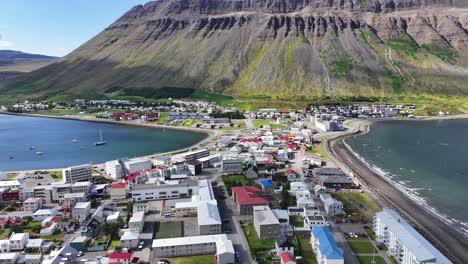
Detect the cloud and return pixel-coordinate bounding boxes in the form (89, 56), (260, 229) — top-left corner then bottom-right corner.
(57, 47), (69, 52)
(0, 34), (13, 48)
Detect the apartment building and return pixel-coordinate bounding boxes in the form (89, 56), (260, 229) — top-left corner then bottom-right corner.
(129, 212), (145, 232)
(62, 164), (92, 183)
(253, 206), (280, 239)
(311, 227), (344, 264)
(105, 160), (124, 179)
(72, 202), (91, 224)
(152, 234), (234, 264)
(373, 208), (452, 264)
(130, 180), (198, 202)
(22, 198), (41, 212)
(123, 157), (152, 174)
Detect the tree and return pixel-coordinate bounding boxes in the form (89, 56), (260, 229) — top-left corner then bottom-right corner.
(102, 222), (120, 239)
(126, 202), (134, 214)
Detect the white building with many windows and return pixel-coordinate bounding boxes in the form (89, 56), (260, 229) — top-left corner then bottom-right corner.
(130, 180), (198, 202)
(72, 202), (91, 224)
(23, 197), (42, 212)
(62, 164), (92, 183)
(373, 208), (452, 264)
(152, 234), (234, 264)
(123, 157), (152, 174)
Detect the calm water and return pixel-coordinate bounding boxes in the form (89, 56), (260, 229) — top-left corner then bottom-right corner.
(347, 119), (468, 225)
(0, 114), (206, 171)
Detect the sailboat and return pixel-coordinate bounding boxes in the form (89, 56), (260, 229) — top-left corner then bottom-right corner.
(95, 130), (106, 146)
(72, 139), (79, 143)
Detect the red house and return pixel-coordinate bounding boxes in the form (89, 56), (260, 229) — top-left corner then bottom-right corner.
(231, 186), (269, 216)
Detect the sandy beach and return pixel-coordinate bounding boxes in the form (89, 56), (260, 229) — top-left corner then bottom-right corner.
(325, 120), (468, 264)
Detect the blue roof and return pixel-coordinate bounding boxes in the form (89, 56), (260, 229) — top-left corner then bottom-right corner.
(260, 180), (274, 188)
(312, 226), (343, 259)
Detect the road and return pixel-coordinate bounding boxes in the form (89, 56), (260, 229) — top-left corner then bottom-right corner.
(328, 136), (468, 263)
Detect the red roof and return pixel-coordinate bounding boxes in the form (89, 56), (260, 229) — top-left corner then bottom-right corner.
(232, 186), (269, 205)
(285, 169), (298, 175)
(109, 252), (133, 260)
(240, 138), (262, 143)
(279, 136), (289, 141)
(281, 252), (296, 263)
(111, 183), (127, 189)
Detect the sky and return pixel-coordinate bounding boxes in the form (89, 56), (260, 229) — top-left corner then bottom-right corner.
(0, 0), (151, 57)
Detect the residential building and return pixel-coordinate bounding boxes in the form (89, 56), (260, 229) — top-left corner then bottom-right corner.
(232, 186), (269, 216)
(9, 233), (29, 251)
(222, 159), (243, 174)
(72, 202), (91, 224)
(120, 231), (140, 249)
(253, 206), (280, 239)
(105, 160), (124, 179)
(311, 226), (344, 264)
(133, 202), (149, 214)
(72, 181), (92, 195)
(304, 215), (326, 229)
(320, 194), (344, 216)
(281, 252), (296, 264)
(275, 234), (294, 256)
(22, 197), (42, 212)
(313, 185), (327, 197)
(109, 252), (137, 264)
(0, 240), (9, 253)
(124, 157), (152, 174)
(152, 234), (234, 264)
(197, 201), (222, 235)
(0, 252), (19, 264)
(313, 168), (352, 188)
(62, 164), (92, 183)
(260, 180), (275, 193)
(24, 254), (42, 264)
(63, 192), (87, 206)
(32, 208), (58, 221)
(373, 208), (452, 264)
(272, 209), (289, 226)
(129, 212), (145, 232)
(290, 182), (308, 194)
(130, 180), (198, 202)
(174, 148), (210, 162)
(110, 182), (127, 200)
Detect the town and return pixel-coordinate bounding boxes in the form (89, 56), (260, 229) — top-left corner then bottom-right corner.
(0, 98), (453, 264)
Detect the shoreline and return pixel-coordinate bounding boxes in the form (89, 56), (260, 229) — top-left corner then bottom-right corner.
(1, 111), (221, 173)
(325, 119), (468, 263)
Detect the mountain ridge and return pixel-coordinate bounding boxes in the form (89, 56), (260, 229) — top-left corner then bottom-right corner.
(0, 0), (467, 100)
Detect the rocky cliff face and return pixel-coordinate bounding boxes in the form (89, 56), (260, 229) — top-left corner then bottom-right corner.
(1, 0), (467, 98)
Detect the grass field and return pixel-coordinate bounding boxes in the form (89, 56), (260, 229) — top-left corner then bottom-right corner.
(332, 192), (381, 221)
(295, 236), (318, 264)
(221, 174), (255, 196)
(154, 221), (183, 239)
(252, 119), (272, 128)
(290, 215), (304, 228)
(163, 255), (215, 264)
(364, 227), (377, 240)
(241, 223), (275, 253)
(357, 256), (386, 264)
(50, 171), (63, 181)
(347, 239), (378, 254)
(307, 143), (329, 161)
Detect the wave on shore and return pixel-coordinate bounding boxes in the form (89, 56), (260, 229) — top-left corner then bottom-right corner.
(343, 137), (468, 238)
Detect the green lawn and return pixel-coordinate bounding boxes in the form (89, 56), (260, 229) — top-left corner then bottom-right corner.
(290, 215), (304, 228)
(252, 119), (272, 128)
(307, 143), (329, 161)
(296, 236), (318, 264)
(0, 228), (11, 239)
(163, 255), (215, 264)
(357, 256), (386, 264)
(241, 223), (275, 253)
(6, 173), (18, 180)
(154, 221), (183, 239)
(110, 239), (120, 249)
(270, 123), (287, 129)
(364, 227), (376, 240)
(332, 192), (381, 221)
(347, 239), (378, 254)
(182, 120), (194, 126)
(221, 175), (254, 196)
(50, 171), (63, 181)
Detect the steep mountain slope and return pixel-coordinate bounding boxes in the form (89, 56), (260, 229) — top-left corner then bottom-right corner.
(1, 0), (467, 99)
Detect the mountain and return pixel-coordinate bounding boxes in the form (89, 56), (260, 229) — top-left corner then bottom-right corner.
(0, 50), (58, 82)
(1, 0), (467, 100)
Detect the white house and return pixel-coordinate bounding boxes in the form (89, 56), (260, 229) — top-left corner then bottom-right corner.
(290, 182), (307, 194)
(313, 185), (327, 197)
(123, 157), (152, 174)
(0, 252), (19, 264)
(320, 194), (344, 216)
(129, 212), (145, 232)
(72, 202), (91, 224)
(23, 197), (42, 212)
(120, 231), (140, 249)
(304, 215), (326, 229)
(105, 160), (124, 179)
(32, 208), (58, 221)
(9, 233), (29, 251)
(0, 240), (10, 253)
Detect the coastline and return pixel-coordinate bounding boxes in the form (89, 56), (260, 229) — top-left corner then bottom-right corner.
(0, 111), (221, 173)
(325, 119), (468, 263)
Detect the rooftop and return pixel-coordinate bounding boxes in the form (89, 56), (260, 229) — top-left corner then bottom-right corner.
(24, 197), (41, 203)
(152, 234), (234, 255)
(312, 226), (343, 260)
(109, 252), (133, 260)
(253, 206), (280, 225)
(122, 231), (140, 241)
(74, 202), (91, 209)
(376, 208), (451, 263)
(232, 186), (269, 206)
(260, 180), (274, 188)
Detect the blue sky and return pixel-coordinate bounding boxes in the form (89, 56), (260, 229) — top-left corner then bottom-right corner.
(0, 0), (151, 57)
